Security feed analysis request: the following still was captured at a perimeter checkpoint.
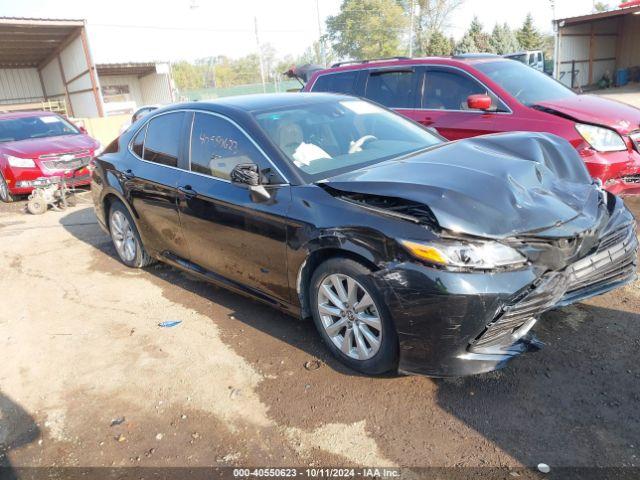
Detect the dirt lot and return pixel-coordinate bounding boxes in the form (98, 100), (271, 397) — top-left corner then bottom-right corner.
(0, 191), (639, 476)
(596, 83), (640, 109)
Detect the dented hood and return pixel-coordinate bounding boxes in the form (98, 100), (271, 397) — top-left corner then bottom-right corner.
(322, 132), (605, 239)
(534, 95), (640, 135)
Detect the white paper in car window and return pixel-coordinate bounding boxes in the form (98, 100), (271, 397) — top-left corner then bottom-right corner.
(40, 116), (62, 124)
(340, 100), (384, 115)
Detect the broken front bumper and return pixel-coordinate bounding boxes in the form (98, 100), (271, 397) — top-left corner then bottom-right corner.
(375, 213), (638, 377)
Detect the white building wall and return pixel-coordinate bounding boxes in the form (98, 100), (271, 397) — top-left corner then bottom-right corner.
(556, 17), (624, 88)
(99, 74), (144, 105)
(0, 68), (43, 104)
(40, 59), (65, 98)
(139, 72), (172, 105)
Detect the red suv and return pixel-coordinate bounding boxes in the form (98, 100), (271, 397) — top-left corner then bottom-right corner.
(304, 55), (640, 195)
(0, 111), (100, 202)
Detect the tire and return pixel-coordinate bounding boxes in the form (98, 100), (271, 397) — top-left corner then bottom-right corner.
(108, 200), (155, 268)
(0, 173), (15, 203)
(27, 194), (47, 215)
(309, 257), (398, 375)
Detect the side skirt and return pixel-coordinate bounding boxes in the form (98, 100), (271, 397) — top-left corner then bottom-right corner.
(159, 251), (301, 318)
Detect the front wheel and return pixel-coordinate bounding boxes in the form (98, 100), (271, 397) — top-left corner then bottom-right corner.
(0, 173), (15, 203)
(310, 258), (398, 375)
(108, 201), (155, 268)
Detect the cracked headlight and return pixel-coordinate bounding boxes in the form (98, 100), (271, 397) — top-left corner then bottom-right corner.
(6, 155), (36, 168)
(575, 124), (626, 152)
(400, 238), (527, 270)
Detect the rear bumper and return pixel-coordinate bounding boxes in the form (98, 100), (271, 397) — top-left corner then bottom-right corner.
(374, 210), (638, 377)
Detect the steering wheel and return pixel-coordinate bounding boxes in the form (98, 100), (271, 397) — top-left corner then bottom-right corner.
(349, 135), (377, 154)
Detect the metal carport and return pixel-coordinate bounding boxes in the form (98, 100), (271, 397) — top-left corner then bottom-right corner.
(554, 4), (640, 89)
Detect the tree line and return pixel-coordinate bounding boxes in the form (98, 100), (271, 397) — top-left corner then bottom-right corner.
(173, 0), (551, 93)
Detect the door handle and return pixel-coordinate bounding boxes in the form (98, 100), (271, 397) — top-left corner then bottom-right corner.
(178, 185), (197, 199)
(122, 169), (135, 180)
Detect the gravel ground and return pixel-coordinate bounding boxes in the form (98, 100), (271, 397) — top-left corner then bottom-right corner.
(0, 191), (639, 477)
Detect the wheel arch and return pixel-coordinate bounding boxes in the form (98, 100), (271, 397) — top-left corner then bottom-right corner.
(296, 246), (379, 319)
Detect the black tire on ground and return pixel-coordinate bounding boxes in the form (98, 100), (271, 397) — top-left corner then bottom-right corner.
(0, 173), (15, 203)
(108, 200), (156, 268)
(309, 257), (399, 375)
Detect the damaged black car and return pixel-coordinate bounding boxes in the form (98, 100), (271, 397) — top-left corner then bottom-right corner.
(91, 93), (638, 377)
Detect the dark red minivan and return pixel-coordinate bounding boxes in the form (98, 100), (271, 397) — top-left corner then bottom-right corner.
(0, 111), (101, 202)
(304, 55), (640, 195)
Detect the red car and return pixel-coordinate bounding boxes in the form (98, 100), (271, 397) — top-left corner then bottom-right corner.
(303, 55), (640, 195)
(0, 111), (101, 202)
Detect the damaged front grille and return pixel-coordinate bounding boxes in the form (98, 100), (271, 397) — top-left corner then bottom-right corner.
(40, 151), (91, 172)
(471, 222), (638, 352)
(564, 222), (637, 300)
(471, 273), (566, 351)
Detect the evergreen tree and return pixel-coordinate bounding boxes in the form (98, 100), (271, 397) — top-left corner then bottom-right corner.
(517, 13), (543, 50)
(490, 23), (520, 54)
(456, 31), (478, 54)
(467, 16), (492, 52)
(425, 30), (453, 56)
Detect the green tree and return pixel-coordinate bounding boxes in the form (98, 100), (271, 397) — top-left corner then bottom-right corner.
(405, 0), (466, 55)
(326, 0), (407, 59)
(517, 13), (543, 50)
(489, 23), (520, 55)
(594, 1), (609, 11)
(424, 29), (453, 55)
(456, 31), (477, 54)
(467, 16), (492, 52)
(172, 60), (206, 91)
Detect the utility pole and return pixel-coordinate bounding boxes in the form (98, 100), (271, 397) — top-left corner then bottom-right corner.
(316, 0), (327, 66)
(254, 17), (266, 93)
(408, 0), (414, 57)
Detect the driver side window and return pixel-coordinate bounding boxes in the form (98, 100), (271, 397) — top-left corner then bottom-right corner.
(422, 69), (507, 112)
(189, 112), (282, 183)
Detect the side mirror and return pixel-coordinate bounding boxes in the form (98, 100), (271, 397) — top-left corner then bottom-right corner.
(230, 163), (270, 201)
(467, 94), (492, 111)
(78, 125), (88, 134)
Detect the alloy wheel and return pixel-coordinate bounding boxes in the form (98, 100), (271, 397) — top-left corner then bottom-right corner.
(110, 210), (137, 262)
(317, 273), (382, 360)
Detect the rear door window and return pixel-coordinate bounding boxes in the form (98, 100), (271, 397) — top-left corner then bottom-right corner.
(311, 71), (359, 95)
(422, 68), (508, 112)
(142, 112), (185, 167)
(364, 70), (416, 108)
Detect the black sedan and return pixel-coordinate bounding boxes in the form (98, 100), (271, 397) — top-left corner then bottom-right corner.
(91, 93), (638, 377)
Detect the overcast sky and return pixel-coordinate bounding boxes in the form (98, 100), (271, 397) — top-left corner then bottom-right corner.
(0, 0), (604, 62)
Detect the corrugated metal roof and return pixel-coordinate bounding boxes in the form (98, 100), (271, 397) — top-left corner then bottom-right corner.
(0, 17), (84, 24)
(556, 4), (640, 25)
(0, 17), (85, 68)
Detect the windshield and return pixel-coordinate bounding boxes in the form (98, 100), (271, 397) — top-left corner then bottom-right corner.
(254, 99), (442, 182)
(475, 60), (576, 106)
(0, 115), (80, 143)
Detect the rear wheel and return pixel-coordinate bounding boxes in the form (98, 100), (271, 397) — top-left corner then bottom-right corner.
(310, 258), (398, 375)
(0, 173), (15, 203)
(108, 201), (155, 268)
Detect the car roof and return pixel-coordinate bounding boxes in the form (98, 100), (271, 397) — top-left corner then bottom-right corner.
(315, 55), (509, 75)
(0, 110), (58, 120)
(166, 92), (356, 114)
